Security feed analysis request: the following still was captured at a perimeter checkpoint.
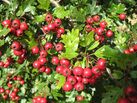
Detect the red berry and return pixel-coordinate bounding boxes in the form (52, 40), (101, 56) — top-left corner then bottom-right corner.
(54, 18), (62, 27)
(124, 49), (131, 54)
(10, 92), (16, 98)
(67, 76), (77, 85)
(83, 68), (92, 78)
(13, 88), (19, 93)
(0, 61), (4, 67)
(85, 24), (92, 32)
(20, 22), (28, 31)
(100, 21), (107, 28)
(56, 65), (64, 74)
(119, 13), (126, 20)
(5, 89), (10, 94)
(75, 76), (82, 82)
(40, 50), (48, 57)
(12, 19), (21, 29)
(82, 78), (89, 84)
(11, 41), (22, 50)
(2, 19), (11, 27)
(16, 29), (23, 36)
(73, 67), (83, 76)
(62, 68), (71, 77)
(129, 47), (135, 53)
(32, 46), (39, 54)
(38, 57), (47, 65)
(76, 95), (84, 102)
(55, 43), (64, 52)
(45, 13), (53, 23)
(117, 97), (130, 103)
(74, 82), (84, 91)
(10, 27), (16, 34)
(48, 23), (55, 31)
(96, 58), (106, 70)
(17, 76), (22, 81)
(57, 28), (65, 38)
(51, 56), (60, 65)
(7, 82), (12, 88)
(60, 58), (70, 67)
(124, 85), (137, 96)
(40, 98), (47, 103)
(39, 66), (46, 72)
(20, 80), (25, 85)
(44, 42), (53, 50)
(106, 30), (113, 38)
(13, 49), (24, 56)
(63, 82), (73, 92)
(93, 15), (100, 22)
(15, 95), (20, 101)
(91, 66), (100, 74)
(0, 87), (5, 93)
(133, 44), (137, 51)
(45, 67), (51, 75)
(3, 94), (8, 100)
(96, 27), (104, 36)
(42, 25), (50, 34)
(33, 60), (41, 69)
(86, 17), (94, 24)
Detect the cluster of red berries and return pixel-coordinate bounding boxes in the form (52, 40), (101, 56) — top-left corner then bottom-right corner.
(85, 15), (113, 43)
(42, 13), (65, 38)
(11, 41), (27, 64)
(32, 42), (64, 73)
(117, 85), (137, 103)
(33, 97), (47, 103)
(0, 76), (25, 101)
(124, 44), (137, 54)
(53, 58), (107, 92)
(0, 56), (14, 68)
(1, 19), (28, 36)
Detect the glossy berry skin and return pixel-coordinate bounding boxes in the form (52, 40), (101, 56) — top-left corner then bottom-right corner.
(56, 65), (64, 74)
(45, 67), (51, 75)
(117, 97), (130, 103)
(67, 76), (77, 85)
(97, 58), (106, 70)
(85, 24), (92, 32)
(54, 18), (62, 27)
(33, 60), (41, 69)
(133, 44), (137, 51)
(86, 17), (94, 24)
(57, 28), (65, 38)
(0, 87), (5, 93)
(83, 68), (92, 78)
(82, 78), (89, 84)
(91, 66), (100, 74)
(48, 23), (55, 31)
(124, 85), (137, 96)
(51, 56), (60, 65)
(40, 50), (48, 58)
(2, 19), (11, 27)
(13, 50), (24, 56)
(0, 61), (4, 67)
(20, 22), (28, 31)
(44, 42), (53, 50)
(74, 82), (84, 91)
(11, 41), (22, 50)
(42, 25), (50, 34)
(75, 76), (82, 82)
(39, 66), (46, 72)
(32, 46), (39, 54)
(12, 19), (21, 29)
(38, 57), (47, 65)
(106, 30), (113, 38)
(45, 13), (53, 23)
(63, 82), (73, 92)
(100, 21), (107, 28)
(129, 47), (135, 53)
(60, 58), (70, 67)
(20, 80), (25, 85)
(119, 13), (126, 20)
(55, 42), (64, 51)
(62, 68), (71, 77)
(5, 89), (10, 94)
(96, 27), (104, 36)
(93, 15), (100, 22)
(3, 94), (8, 100)
(73, 67), (83, 76)
(16, 29), (23, 36)
(124, 49), (131, 54)
(76, 95), (84, 102)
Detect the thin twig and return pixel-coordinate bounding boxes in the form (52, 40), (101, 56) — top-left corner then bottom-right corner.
(50, 0), (60, 7)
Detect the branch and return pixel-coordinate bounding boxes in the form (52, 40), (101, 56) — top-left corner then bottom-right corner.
(2, 0), (10, 4)
(50, 0), (60, 7)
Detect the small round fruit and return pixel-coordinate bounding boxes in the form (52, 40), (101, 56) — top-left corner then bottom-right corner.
(73, 67), (83, 76)
(57, 28), (65, 37)
(55, 43), (64, 52)
(44, 42), (53, 50)
(16, 29), (23, 36)
(38, 57), (47, 65)
(124, 85), (137, 96)
(106, 30), (113, 38)
(97, 58), (106, 70)
(75, 76), (82, 82)
(96, 27), (104, 36)
(33, 60), (41, 69)
(13, 49), (24, 56)
(100, 21), (107, 28)
(124, 49), (131, 54)
(11, 41), (22, 50)
(63, 82), (73, 92)
(45, 13), (53, 23)
(133, 44), (137, 51)
(67, 76), (77, 85)
(93, 15), (100, 22)
(62, 68), (71, 77)
(2, 19), (11, 27)
(54, 18), (62, 27)
(83, 68), (92, 78)
(39, 66), (46, 72)
(60, 58), (70, 67)
(0, 87), (4, 93)
(42, 25), (50, 34)
(91, 66), (100, 74)
(40, 50), (48, 57)
(129, 47), (135, 53)
(85, 24), (92, 32)
(86, 17), (94, 24)
(82, 78), (89, 84)
(20, 22), (28, 31)
(45, 67), (51, 75)
(12, 19), (21, 29)
(48, 23), (55, 31)
(51, 56), (60, 65)
(117, 97), (130, 103)
(76, 95), (84, 102)
(32, 46), (39, 54)
(56, 65), (64, 74)
(119, 13), (126, 20)
(74, 82), (84, 91)
(20, 80), (25, 85)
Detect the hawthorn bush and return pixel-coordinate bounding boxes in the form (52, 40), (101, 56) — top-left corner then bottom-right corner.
(0, 0), (137, 103)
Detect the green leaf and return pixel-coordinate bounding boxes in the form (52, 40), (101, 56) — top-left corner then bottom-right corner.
(51, 89), (63, 100)
(55, 74), (66, 90)
(80, 32), (94, 47)
(0, 27), (10, 37)
(112, 70), (123, 79)
(0, 40), (5, 47)
(53, 6), (70, 19)
(34, 14), (46, 23)
(37, 0), (50, 10)
(130, 71), (137, 78)
(88, 41), (99, 50)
